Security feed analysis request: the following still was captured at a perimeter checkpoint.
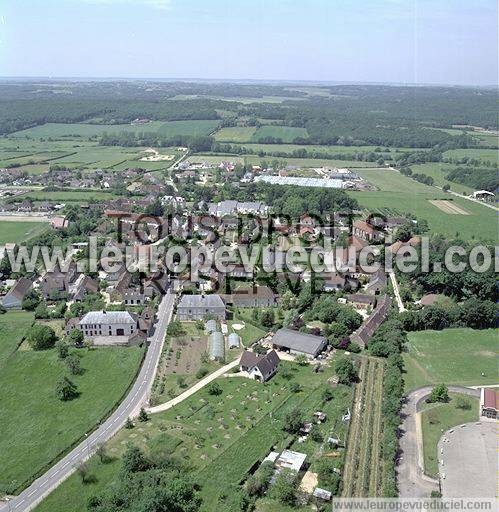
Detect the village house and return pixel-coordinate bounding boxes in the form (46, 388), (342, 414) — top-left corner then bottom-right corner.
(41, 262), (78, 299)
(1, 277), (32, 309)
(352, 220), (383, 242)
(346, 293), (376, 311)
(350, 294), (391, 348)
(239, 349), (280, 382)
(176, 294), (226, 321)
(223, 285), (277, 308)
(67, 310), (147, 346)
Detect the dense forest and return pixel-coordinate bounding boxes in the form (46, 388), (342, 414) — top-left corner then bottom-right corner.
(446, 167), (499, 192)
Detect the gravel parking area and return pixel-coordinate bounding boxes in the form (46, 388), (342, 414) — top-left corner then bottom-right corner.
(438, 421), (497, 497)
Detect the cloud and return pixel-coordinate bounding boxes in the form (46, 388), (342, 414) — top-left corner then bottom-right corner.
(80, 0), (171, 10)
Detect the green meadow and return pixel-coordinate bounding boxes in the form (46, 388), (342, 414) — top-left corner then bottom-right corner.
(403, 328), (499, 391)
(0, 220), (49, 245)
(0, 312), (144, 494)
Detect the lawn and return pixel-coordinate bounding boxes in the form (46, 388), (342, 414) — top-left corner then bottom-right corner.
(347, 190), (498, 241)
(0, 220), (49, 245)
(213, 126), (258, 142)
(34, 360), (351, 512)
(251, 126), (309, 142)
(403, 328), (499, 391)
(420, 393), (479, 477)
(0, 312), (144, 494)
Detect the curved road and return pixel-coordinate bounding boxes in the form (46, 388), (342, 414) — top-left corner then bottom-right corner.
(397, 385), (480, 497)
(1, 292), (176, 512)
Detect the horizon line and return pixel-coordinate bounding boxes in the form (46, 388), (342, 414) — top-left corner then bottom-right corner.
(0, 76), (497, 89)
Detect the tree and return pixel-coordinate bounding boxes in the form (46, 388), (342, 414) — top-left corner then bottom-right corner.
(121, 444), (150, 474)
(125, 417), (134, 429)
(66, 354), (82, 375)
(22, 290), (41, 311)
(271, 468), (297, 506)
(283, 407), (303, 434)
(455, 395), (471, 410)
(294, 354), (308, 366)
(321, 388), (334, 403)
(335, 357), (358, 385)
(429, 384), (449, 403)
(290, 382), (302, 393)
(34, 302), (50, 319)
(260, 309), (275, 328)
(27, 323), (58, 350)
(245, 461), (274, 497)
(55, 376), (78, 401)
(75, 461), (89, 483)
(138, 407), (149, 422)
(207, 382), (222, 396)
(167, 320), (185, 336)
(96, 443), (108, 463)
(56, 339), (69, 359)
(310, 424), (323, 443)
(68, 328), (84, 346)
(316, 458), (341, 494)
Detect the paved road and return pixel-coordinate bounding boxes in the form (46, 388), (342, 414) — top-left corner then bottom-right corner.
(0, 292), (176, 512)
(147, 358), (240, 414)
(397, 385), (480, 497)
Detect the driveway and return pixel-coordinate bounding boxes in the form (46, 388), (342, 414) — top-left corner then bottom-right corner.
(397, 385), (480, 497)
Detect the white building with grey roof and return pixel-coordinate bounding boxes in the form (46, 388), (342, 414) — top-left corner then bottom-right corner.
(176, 294), (226, 321)
(78, 311), (138, 339)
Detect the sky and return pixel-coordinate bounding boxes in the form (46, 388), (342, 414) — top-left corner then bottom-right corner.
(0, 0), (497, 85)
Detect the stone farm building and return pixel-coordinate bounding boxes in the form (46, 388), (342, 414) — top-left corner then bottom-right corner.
(176, 294), (226, 321)
(271, 328), (327, 358)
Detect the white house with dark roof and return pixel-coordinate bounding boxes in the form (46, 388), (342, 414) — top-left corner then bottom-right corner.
(176, 294), (226, 320)
(239, 350), (280, 382)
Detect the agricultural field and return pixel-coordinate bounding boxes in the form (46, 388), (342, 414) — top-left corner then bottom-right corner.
(348, 190), (498, 241)
(8, 122), (165, 139)
(213, 126), (258, 142)
(34, 360), (352, 512)
(403, 328), (499, 391)
(420, 394), (479, 477)
(443, 148), (498, 164)
(342, 357), (385, 497)
(252, 126), (309, 142)
(17, 189), (119, 202)
(224, 143), (420, 156)
(0, 312), (144, 494)
(355, 168), (436, 194)
(409, 163), (474, 194)
(0, 220), (49, 245)
(155, 119), (220, 137)
(472, 132), (498, 148)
